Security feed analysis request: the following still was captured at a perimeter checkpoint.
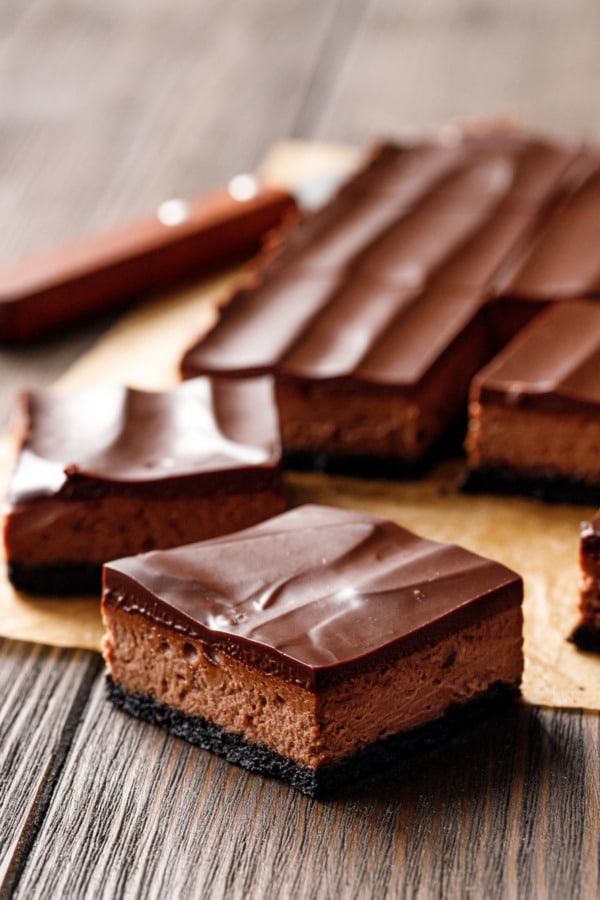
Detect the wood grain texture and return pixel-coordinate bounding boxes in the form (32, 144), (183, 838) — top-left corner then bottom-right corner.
(0, 639), (101, 897)
(11, 687), (600, 898)
(0, 0), (340, 264)
(309, 0), (600, 141)
(2, 0), (600, 896)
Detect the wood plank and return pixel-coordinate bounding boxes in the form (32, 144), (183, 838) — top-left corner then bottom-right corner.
(290, 0), (371, 138)
(0, 639), (101, 897)
(309, 0), (600, 140)
(13, 685), (600, 897)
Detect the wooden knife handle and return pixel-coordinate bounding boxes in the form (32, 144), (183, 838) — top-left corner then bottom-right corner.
(0, 182), (296, 344)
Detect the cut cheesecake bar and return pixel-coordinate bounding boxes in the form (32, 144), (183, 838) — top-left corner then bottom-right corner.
(185, 274), (492, 476)
(181, 132), (588, 474)
(463, 300), (600, 504)
(102, 504), (524, 796)
(571, 510), (600, 651)
(3, 377), (284, 595)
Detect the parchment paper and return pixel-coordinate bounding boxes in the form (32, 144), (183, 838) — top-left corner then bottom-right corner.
(1, 140), (598, 710)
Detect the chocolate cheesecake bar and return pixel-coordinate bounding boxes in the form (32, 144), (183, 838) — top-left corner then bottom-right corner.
(571, 511), (600, 651)
(180, 132), (586, 474)
(463, 300), (600, 504)
(102, 505), (524, 796)
(4, 377), (284, 595)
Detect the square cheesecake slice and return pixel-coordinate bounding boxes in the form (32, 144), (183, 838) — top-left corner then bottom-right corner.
(463, 300), (600, 504)
(571, 510), (600, 652)
(102, 505), (524, 797)
(3, 377), (284, 595)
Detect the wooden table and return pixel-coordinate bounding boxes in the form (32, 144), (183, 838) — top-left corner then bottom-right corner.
(1, 2), (599, 896)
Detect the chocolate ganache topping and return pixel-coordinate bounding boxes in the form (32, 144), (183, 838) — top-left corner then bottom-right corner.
(180, 132), (600, 387)
(473, 300), (600, 413)
(8, 377), (281, 504)
(500, 151), (600, 299)
(103, 505), (523, 688)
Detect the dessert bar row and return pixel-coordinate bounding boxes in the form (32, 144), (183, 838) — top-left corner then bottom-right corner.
(3, 369), (597, 653)
(181, 132), (600, 502)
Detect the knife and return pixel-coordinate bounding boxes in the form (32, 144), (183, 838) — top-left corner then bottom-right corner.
(0, 175), (297, 345)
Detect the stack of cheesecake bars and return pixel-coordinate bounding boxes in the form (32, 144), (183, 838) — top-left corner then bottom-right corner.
(3, 130), (599, 796)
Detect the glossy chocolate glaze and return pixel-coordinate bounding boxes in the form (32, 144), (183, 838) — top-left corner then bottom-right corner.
(8, 377), (281, 504)
(103, 505), (523, 689)
(472, 300), (600, 413)
(501, 151), (600, 299)
(181, 133), (586, 387)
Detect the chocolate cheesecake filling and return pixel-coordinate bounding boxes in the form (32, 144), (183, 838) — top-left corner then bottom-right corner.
(103, 604), (522, 770)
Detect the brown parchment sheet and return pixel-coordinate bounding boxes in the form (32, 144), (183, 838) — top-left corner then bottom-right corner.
(1, 140), (598, 710)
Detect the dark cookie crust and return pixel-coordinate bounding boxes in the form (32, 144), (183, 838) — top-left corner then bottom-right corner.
(459, 466), (600, 506)
(106, 675), (520, 798)
(569, 624), (600, 653)
(8, 561), (101, 596)
(283, 451), (432, 481)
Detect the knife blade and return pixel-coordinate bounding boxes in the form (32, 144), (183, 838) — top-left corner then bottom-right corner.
(0, 177), (297, 345)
